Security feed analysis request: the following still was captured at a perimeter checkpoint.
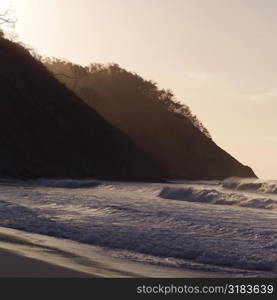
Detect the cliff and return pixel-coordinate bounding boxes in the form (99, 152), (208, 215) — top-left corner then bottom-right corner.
(46, 62), (256, 180)
(0, 38), (164, 181)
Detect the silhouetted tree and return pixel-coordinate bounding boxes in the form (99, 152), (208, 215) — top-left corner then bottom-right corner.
(0, 10), (17, 38)
(0, 10), (16, 26)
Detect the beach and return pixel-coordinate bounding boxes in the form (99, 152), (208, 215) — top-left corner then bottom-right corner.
(0, 249), (92, 278)
(0, 179), (277, 278)
(0, 227), (235, 278)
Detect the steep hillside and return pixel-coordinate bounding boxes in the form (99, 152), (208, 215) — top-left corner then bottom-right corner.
(45, 61), (256, 180)
(0, 37), (164, 181)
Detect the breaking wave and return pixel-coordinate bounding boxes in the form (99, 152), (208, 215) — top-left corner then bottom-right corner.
(1, 180), (277, 275)
(159, 186), (277, 210)
(222, 177), (277, 195)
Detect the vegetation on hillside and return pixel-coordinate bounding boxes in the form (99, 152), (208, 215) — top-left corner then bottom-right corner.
(43, 58), (212, 139)
(0, 36), (164, 180)
(0, 25), (255, 180)
(42, 58), (256, 180)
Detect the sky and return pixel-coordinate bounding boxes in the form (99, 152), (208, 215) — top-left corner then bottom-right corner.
(2, 0), (277, 179)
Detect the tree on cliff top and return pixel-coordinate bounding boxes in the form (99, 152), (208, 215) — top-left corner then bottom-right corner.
(0, 10), (17, 37)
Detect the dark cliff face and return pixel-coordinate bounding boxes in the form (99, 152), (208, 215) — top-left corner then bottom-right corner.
(0, 37), (256, 181)
(0, 38), (164, 181)
(95, 103), (257, 180)
(46, 63), (257, 180)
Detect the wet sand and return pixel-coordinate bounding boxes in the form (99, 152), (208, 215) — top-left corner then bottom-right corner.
(0, 227), (268, 278)
(0, 249), (93, 278)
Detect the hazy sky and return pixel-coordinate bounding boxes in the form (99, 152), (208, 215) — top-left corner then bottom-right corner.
(2, 0), (277, 179)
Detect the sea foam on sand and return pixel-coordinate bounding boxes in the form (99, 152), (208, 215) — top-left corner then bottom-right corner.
(0, 227), (236, 278)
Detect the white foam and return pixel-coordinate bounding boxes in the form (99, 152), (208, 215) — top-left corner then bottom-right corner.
(223, 177), (277, 195)
(159, 186), (277, 210)
(1, 180), (277, 275)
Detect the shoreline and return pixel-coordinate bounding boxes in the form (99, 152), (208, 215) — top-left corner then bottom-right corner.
(0, 227), (240, 278)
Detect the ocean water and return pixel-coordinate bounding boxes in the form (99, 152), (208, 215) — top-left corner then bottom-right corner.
(0, 177), (277, 276)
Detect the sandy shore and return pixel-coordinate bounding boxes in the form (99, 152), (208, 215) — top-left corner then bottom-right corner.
(0, 227), (216, 278)
(0, 227), (271, 278)
(0, 249), (92, 278)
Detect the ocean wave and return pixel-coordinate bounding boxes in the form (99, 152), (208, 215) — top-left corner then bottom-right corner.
(1, 181), (277, 274)
(159, 186), (277, 210)
(222, 177), (277, 195)
(33, 179), (102, 189)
